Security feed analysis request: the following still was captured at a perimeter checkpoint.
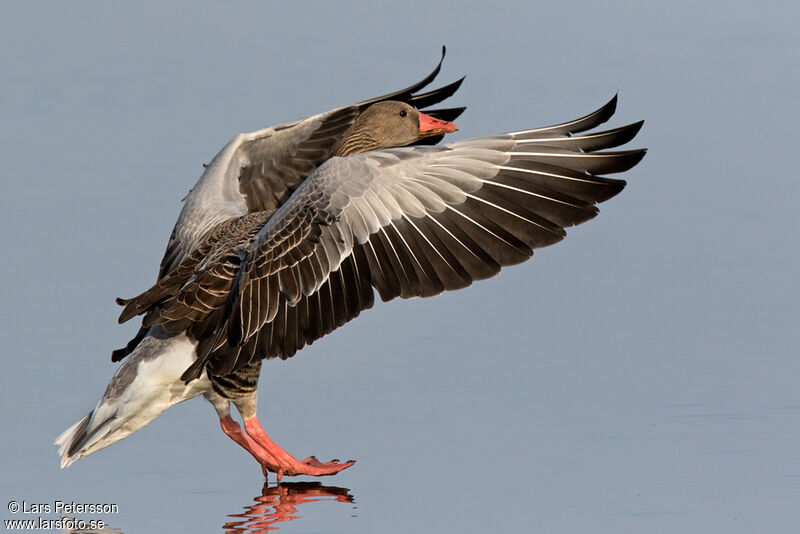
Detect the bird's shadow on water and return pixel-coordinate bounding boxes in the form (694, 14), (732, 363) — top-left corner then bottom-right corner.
(222, 481), (355, 533)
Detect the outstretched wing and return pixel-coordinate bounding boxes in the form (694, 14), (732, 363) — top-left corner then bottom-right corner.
(159, 47), (465, 278)
(119, 96), (645, 381)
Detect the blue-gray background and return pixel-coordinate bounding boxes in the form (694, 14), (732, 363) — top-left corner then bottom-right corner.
(2, 2), (797, 533)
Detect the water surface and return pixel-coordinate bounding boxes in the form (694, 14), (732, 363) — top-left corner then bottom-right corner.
(2, 2), (798, 533)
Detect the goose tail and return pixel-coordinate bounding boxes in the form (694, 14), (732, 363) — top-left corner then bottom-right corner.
(55, 329), (210, 468)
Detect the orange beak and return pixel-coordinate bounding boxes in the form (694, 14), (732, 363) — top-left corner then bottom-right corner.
(418, 111), (458, 137)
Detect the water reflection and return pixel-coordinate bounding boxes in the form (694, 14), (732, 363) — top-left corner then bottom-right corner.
(62, 519), (121, 534)
(223, 482), (355, 533)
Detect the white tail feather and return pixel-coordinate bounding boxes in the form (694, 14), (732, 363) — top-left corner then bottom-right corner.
(55, 412), (91, 468)
(55, 329), (211, 468)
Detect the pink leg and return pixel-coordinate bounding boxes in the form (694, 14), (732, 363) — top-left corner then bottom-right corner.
(219, 415), (276, 478)
(243, 417), (355, 481)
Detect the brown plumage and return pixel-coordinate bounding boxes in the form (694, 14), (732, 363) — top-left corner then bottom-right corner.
(117, 102), (462, 380)
(117, 95), (644, 390)
(111, 50), (464, 363)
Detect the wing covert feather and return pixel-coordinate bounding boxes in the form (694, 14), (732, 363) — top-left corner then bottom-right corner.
(120, 97), (644, 383)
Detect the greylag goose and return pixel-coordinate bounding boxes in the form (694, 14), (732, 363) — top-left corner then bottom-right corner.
(56, 51), (645, 481)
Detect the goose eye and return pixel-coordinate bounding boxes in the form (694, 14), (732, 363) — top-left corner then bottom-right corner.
(399, 109), (407, 117)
